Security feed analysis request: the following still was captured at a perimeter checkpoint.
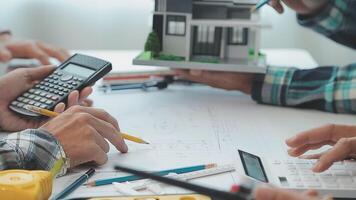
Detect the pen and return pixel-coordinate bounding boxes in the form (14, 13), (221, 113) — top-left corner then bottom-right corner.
(114, 164), (250, 200)
(53, 168), (95, 200)
(250, 0), (270, 12)
(86, 163), (217, 187)
(25, 105), (149, 144)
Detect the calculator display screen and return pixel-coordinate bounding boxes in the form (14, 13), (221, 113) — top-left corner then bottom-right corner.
(62, 63), (96, 78)
(239, 150), (268, 182)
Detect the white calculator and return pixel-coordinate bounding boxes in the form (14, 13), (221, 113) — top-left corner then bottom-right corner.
(236, 150), (356, 198)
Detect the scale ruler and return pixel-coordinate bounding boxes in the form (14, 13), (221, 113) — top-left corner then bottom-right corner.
(126, 164), (236, 191)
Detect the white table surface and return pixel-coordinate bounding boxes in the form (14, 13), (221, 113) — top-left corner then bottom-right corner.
(50, 49), (356, 199)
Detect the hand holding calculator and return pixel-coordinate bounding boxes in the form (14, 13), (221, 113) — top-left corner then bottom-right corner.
(9, 54), (112, 117)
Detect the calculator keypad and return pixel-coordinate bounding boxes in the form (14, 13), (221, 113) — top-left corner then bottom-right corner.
(272, 159), (356, 190)
(10, 70), (83, 113)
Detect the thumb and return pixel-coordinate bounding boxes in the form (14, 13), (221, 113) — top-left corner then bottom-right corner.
(255, 187), (302, 200)
(26, 65), (56, 81)
(0, 47), (12, 62)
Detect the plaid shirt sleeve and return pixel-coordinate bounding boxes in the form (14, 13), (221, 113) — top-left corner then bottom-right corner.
(298, 0), (356, 49)
(252, 64), (356, 114)
(0, 129), (68, 176)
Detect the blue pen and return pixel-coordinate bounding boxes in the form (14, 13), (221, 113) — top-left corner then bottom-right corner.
(251, 0), (270, 12)
(53, 168), (95, 200)
(87, 163), (216, 187)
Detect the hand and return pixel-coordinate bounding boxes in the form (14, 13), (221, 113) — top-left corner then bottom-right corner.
(268, 0), (328, 15)
(0, 39), (70, 64)
(0, 66), (93, 131)
(255, 187), (331, 200)
(175, 69), (255, 94)
(40, 106), (128, 167)
(286, 124), (356, 172)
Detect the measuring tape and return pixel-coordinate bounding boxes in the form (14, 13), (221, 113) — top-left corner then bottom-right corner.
(0, 170), (53, 200)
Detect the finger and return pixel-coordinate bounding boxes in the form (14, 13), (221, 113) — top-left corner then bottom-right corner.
(302, 189), (318, 197)
(313, 138), (356, 172)
(79, 87), (93, 102)
(287, 141), (332, 157)
(54, 102), (66, 113)
(298, 152), (326, 160)
(268, 0), (284, 13)
(286, 124), (335, 148)
(89, 127), (110, 153)
(69, 106), (120, 130)
(67, 90), (80, 108)
(92, 146), (108, 165)
(81, 99), (94, 107)
(287, 124), (356, 148)
(255, 187), (303, 200)
(36, 42), (69, 62)
(25, 65), (55, 81)
(0, 47), (12, 61)
(89, 116), (128, 153)
(25, 45), (51, 65)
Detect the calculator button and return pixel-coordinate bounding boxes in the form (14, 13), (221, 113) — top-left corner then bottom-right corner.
(40, 98), (47, 103)
(53, 76), (58, 80)
(40, 92), (46, 97)
(54, 91), (59, 94)
(29, 101), (35, 105)
(34, 96), (41, 101)
(59, 92), (64, 96)
(44, 83), (49, 86)
(28, 94), (35, 99)
(58, 82), (64, 86)
(63, 89), (69, 93)
(54, 86), (59, 89)
(29, 89), (36, 93)
(23, 93), (30, 97)
(49, 89), (54, 93)
(23, 99), (30, 103)
(34, 91), (41, 95)
(17, 103), (25, 108)
(45, 94), (52, 99)
(58, 87), (64, 91)
(45, 100), (53, 105)
(50, 97), (58, 101)
(40, 104), (47, 109)
(34, 103), (41, 107)
(67, 86), (74, 89)
(78, 78), (83, 81)
(60, 74), (73, 81)
(11, 101), (19, 106)
(71, 82), (78, 86)
(39, 86), (46, 90)
(17, 97), (25, 101)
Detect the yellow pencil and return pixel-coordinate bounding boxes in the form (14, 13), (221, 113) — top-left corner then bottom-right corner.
(25, 105), (149, 144)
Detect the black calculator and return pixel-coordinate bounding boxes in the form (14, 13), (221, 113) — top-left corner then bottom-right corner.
(9, 53), (112, 117)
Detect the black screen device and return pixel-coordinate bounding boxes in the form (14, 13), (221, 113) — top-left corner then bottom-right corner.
(9, 53), (112, 117)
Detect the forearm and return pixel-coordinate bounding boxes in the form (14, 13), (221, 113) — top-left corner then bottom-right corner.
(0, 129), (68, 176)
(298, 0), (356, 49)
(252, 64), (356, 114)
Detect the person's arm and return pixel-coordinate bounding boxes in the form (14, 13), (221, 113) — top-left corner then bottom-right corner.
(0, 129), (68, 176)
(252, 64), (356, 113)
(297, 0), (356, 49)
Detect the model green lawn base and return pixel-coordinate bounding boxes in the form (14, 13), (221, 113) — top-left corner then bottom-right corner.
(137, 51), (222, 64)
(138, 51), (185, 62)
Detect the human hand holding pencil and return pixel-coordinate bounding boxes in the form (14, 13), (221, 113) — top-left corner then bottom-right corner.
(29, 105), (147, 168)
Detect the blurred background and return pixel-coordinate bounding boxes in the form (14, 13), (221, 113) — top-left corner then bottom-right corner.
(1, 0), (354, 66)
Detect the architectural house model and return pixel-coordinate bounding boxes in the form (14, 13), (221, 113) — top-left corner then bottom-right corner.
(133, 0), (270, 73)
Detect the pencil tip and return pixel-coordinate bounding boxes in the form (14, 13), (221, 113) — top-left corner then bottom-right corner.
(144, 141), (150, 144)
